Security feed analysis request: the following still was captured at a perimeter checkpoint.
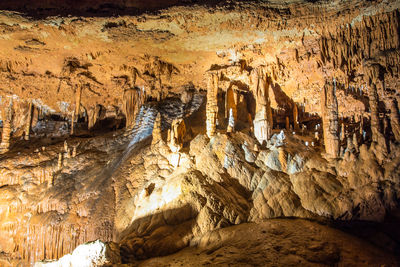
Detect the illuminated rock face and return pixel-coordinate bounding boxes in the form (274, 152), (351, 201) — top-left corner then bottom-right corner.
(0, 0), (399, 266)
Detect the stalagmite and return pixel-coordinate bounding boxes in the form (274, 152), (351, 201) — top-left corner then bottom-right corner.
(340, 123), (345, 141)
(72, 146), (77, 157)
(293, 104), (299, 131)
(168, 118), (186, 152)
(321, 80), (339, 158)
(252, 67), (273, 144)
(64, 140), (68, 152)
(57, 152), (63, 171)
(0, 100), (13, 154)
(353, 133), (359, 152)
(346, 136), (355, 153)
(206, 73), (219, 138)
(152, 113), (162, 145)
(389, 98), (400, 141)
(24, 100), (33, 141)
(227, 108), (235, 133)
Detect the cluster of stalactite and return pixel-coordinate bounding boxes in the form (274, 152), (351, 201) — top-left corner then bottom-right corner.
(11, 222), (114, 264)
(318, 10), (400, 87)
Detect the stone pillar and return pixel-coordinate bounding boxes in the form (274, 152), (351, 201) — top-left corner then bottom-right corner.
(24, 100), (33, 141)
(285, 116), (290, 131)
(340, 122), (345, 141)
(321, 80), (339, 158)
(152, 113), (162, 145)
(70, 111), (76, 135)
(252, 67), (273, 144)
(206, 73), (219, 138)
(75, 85), (82, 119)
(293, 104), (299, 131)
(389, 98), (400, 141)
(0, 100), (13, 154)
(57, 152), (63, 171)
(368, 83), (380, 142)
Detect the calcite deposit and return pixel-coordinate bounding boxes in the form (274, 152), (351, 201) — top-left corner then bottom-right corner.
(0, 0), (400, 266)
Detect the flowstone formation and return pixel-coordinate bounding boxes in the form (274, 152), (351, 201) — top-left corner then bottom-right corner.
(0, 0), (400, 266)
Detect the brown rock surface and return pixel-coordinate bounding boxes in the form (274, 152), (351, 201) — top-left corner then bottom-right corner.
(0, 0), (399, 266)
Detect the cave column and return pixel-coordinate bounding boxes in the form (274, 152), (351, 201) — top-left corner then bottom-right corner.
(389, 98), (400, 141)
(206, 73), (219, 138)
(321, 79), (339, 158)
(71, 84), (82, 135)
(24, 100), (33, 141)
(293, 104), (299, 131)
(368, 82), (380, 143)
(0, 100), (13, 154)
(252, 67), (272, 144)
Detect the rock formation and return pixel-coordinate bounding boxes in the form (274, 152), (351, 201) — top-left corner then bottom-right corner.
(152, 112), (162, 145)
(24, 100), (33, 141)
(0, 100), (13, 153)
(168, 118), (186, 152)
(251, 68), (273, 144)
(321, 80), (339, 158)
(0, 1), (399, 266)
(389, 98), (400, 141)
(123, 87), (146, 128)
(206, 73), (219, 138)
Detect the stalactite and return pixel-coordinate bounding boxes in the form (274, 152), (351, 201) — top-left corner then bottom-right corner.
(0, 100), (13, 154)
(321, 80), (339, 158)
(88, 104), (103, 130)
(75, 85), (82, 120)
(206, 73), (219, 138)
(252, 67), (273, 144)
(123, 87), (145, 128)
(24, 100), (33, 141)
(70, 111), (76, 135)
